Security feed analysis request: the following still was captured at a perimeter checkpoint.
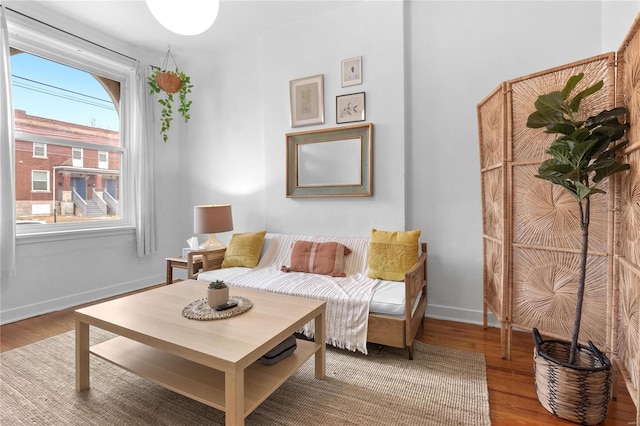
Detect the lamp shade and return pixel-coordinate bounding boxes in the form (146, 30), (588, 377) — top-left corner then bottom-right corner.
(194, 204), (233, 234)
(145, 0), (219, 36)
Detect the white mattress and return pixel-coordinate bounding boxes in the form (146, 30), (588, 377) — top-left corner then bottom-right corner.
(198, 268), (418, 318)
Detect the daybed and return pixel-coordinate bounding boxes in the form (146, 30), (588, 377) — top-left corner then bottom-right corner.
(191, 232), (428, 359)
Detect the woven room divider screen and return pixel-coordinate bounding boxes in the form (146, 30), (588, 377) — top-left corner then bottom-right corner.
(478, 14), (640, 422)
(614, 15), (640, 423)
(477, 83), (508, 357)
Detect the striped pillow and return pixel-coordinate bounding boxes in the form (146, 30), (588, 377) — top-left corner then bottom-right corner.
(284, 240), (352, 277)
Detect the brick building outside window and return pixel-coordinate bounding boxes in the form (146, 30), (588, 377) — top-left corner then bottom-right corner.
(15, 109), (121, 223)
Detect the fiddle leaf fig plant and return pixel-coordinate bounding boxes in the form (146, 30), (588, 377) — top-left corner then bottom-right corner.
(526, 72), (630, 365)
(147, 68), (193, 142)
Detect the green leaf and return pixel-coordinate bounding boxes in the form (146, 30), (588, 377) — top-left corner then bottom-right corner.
(527, 90), (576, 134)
(592, 161), (631, 183)
(536, 174), (579, 198)
(561, 73), (584, 99)
(574, 181), (592, 200)
(526, 111), (549, 129)
(570, 128), (591, 142)
(585, 107), (628, 127)
(533, 92), (569, 116)
(591, 124), (628, 143)
(538, 158), (574, 177)
(544, 121), (577, 135)
(599, 139), (628, 158)
(568, 79), (603, 112)
(528, 73), (631, 202)
(545, 139), (572, 162)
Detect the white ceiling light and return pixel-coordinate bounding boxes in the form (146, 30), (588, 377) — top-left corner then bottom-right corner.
(145, 0), (219, 36)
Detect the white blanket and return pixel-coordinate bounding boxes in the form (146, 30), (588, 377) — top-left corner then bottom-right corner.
(222, 234), (379, 354)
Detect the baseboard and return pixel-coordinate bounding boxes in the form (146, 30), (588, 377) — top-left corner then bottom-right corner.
(0, 275), (164, 325)
(425, 303), (501, 328)
(3, 287), (504, 329)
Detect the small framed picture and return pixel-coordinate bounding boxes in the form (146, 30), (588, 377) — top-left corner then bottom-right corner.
(289, 74), (325, 127)
(336, 92), (365, 124)
(341, 56), (362, 87)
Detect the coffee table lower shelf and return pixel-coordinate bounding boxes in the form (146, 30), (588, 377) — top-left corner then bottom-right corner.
(90, 336), (318, 417)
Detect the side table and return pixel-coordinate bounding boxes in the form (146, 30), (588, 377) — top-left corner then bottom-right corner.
(165, 247), (226, 285)
(165, 255), (203, 285)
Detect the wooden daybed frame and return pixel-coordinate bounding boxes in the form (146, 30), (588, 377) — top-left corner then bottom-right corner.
(367, 242), (428, 359)
(188, 242), (428, 359)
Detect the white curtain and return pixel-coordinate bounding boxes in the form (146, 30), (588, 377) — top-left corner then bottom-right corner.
(131, 62), (158, 256)
(0, 4), (16, 279)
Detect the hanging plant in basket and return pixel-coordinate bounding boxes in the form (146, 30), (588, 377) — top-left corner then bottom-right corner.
(147, 47), (193, 142)
(526, 73), (630, 425)
(155, 71), (183, 93)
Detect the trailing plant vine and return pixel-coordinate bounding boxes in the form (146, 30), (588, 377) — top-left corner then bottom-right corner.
(147, 47), (193, 142)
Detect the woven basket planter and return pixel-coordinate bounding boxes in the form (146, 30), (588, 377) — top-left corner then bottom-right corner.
(533, 328), (612, 425)
(155, 72), (182, 93)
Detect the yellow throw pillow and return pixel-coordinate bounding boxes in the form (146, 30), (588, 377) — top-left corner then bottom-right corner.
(222, 231), (266, 268)
(367, 229), (421, 281)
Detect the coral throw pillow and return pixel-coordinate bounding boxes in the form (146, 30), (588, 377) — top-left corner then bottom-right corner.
(222, 231), (266, 268)
(283, 240), (352, 277)
(367, 229), (421, 281)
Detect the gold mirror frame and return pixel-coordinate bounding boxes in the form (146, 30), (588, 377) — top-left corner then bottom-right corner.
(286, 123), (373, 198)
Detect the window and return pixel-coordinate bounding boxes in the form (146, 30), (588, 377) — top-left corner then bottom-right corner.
(6, 12), (137, 237)
(32, 170), (49, 191)
(72, 147), (83, 168)
(98, 151), (108, 169)
(33, 142), (46, 158)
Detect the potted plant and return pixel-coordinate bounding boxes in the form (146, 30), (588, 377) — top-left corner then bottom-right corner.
(147, 67), (193, 142)
(526, 72), (630, 425)
(207, 280), (229, 308)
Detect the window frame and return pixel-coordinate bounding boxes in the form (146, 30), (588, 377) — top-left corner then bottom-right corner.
(7, 11), (137, 239)
(32, 142), (46, 158)
(31, 170), (50, 192)
(71, 147), (84, 167)
(98, 150), (108, 169)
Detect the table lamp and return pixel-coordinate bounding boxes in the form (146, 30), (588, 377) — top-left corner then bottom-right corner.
(193, 204), (233, 249)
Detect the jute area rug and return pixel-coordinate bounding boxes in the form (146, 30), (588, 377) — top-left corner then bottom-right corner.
(1, 329), (491, 425)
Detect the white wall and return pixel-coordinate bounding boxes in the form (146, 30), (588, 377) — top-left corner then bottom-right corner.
(406, 1), (633, 323)
(261, 2), (406, 235)
(602, 1), (640, 52)
(3, 0), (638, 326)
(407, 1), (604, 323)
(179, 40), (267, 242)
(181, 1), (407, 238)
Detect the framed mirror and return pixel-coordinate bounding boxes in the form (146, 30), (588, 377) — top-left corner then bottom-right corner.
(286, 123), (373, 197)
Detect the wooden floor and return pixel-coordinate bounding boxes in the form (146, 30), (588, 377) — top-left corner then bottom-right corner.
(1, 286), (637, 426)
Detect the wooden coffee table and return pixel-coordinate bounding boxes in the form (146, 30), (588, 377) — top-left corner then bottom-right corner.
(75, 280), (326, 426)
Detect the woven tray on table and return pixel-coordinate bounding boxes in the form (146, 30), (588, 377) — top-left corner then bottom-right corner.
(182, 296), (252, 321)
(533, 328), (612, 425)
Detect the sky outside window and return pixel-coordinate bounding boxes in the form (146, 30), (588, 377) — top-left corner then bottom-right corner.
(11, 52), (119, 130)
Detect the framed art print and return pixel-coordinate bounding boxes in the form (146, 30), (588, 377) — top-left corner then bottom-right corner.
(341, 56), (362, 87)
(336, 92), (365, 124)
(289, 74), (325, 127)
